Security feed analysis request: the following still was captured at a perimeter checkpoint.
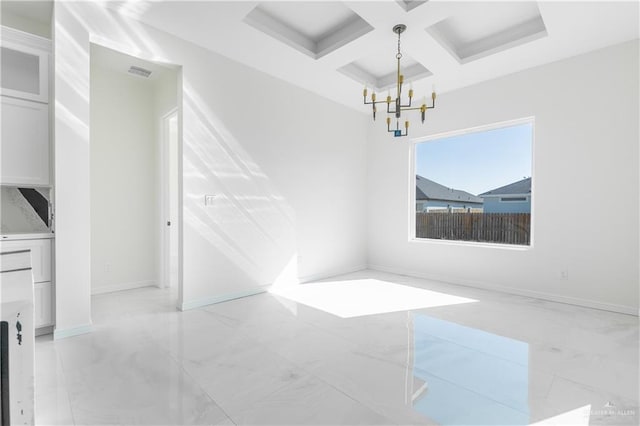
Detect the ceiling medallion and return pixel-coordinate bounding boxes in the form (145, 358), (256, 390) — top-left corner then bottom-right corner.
(363, 24), (436, 137)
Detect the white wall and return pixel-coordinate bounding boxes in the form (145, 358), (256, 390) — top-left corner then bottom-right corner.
(54, 2), (368, 331)
(53, 3), (92, 337)
(367, 40), (639, 314)
(89, 58), (160, 294)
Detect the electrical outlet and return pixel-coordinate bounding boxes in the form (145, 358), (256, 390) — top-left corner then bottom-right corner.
(560, 268), (569, 280)
(104, 263), (111, 273)
(204, 195), (217, 206)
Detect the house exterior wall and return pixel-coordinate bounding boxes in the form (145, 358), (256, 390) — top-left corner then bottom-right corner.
(482, 196), (531, 213)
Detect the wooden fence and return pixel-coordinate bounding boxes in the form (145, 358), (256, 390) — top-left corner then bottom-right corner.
(416, 212), (530, 245)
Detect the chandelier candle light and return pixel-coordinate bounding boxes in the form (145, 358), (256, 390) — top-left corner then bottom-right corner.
(363, 24), (436, 137)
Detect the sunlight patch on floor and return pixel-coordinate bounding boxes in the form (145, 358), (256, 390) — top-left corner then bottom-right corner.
(269, 278), (477, 318)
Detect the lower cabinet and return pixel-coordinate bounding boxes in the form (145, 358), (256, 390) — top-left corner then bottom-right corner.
(34, 281), (53, 328)
(0, 237), (54, 331)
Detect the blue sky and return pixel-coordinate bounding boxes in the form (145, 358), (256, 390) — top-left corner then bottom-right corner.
(415, 123), (532, 195)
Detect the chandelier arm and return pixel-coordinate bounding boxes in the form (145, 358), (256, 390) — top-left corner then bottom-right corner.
(390, 100), (421, 113)
(425, 98), (436, 109)
(387, 103), (394, 114)
(399, 97), (436, 110)
(387, 118), (398, 133)
(364, 99), (389, 105)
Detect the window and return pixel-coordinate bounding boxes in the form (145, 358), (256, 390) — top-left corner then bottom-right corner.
(412, 118), (533, 246)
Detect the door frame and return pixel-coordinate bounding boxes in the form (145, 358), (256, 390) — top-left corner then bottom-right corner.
(159, 108), (180, 291)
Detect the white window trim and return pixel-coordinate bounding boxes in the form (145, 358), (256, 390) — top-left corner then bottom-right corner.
(408, 116), (535, 248)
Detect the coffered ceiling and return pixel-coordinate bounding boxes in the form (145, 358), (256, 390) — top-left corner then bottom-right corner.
(5, 1), (640, 112)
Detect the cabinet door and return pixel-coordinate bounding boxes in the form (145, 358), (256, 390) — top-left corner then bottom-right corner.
(0, 43), (48, 103)
(1, 97), (50, 185)
(0, 238), (51, 283)
(34, 281), (53, 328)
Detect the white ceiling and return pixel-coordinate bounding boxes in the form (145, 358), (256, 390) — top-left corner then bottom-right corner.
(90, 43), (175, 83)
(257, 1), (357, 41)
(4, 1), (640, 113)
(1, 0), (52, 26)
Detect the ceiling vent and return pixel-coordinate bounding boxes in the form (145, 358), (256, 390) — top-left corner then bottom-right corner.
(128, 65), (152, 78)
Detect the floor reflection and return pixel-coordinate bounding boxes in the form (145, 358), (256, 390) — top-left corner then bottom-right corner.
(408, 314), (529, 425)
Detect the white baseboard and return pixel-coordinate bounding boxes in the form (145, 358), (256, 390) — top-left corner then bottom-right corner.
(180, 287), (267, 311)
(91, 280), (156, 295)
(179, 264), (368, 311)
(369, 264), (638, 317)
(35, 325), (54, 337)
(298, 264), (368, 284)
(53, 323), (93, 340)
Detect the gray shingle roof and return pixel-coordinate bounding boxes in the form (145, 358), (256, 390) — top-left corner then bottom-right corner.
(479, 177), (531, 196)
(416, 175), (483, 204)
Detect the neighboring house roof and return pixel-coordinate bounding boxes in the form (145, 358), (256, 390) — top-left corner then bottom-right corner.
(479, 177), (531, 197)
(416, 175), (483, 204)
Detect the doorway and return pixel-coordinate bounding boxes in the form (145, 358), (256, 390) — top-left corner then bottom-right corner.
(89, 44), (181, 307)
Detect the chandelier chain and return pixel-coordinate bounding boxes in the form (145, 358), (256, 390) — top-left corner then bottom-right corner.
(396, 30), (402, 59)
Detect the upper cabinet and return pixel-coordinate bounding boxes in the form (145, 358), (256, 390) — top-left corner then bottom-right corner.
(1, 26), (49, 103)
(1, 97), (50, 185)
(1, 26), (51, 186)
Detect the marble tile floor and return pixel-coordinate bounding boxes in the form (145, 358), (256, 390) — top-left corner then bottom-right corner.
(34, 270), (639, 425)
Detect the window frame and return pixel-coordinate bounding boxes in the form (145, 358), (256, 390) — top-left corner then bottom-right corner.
(408, 117), (535, 249)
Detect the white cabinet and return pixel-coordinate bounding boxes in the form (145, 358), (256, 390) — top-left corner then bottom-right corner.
(1, 25), (51, 186)
(34, 281), (53, 328)
(1, 26), (49, 103)
(1, 97), (50, 185)
(0, 249), (35, 425)
(0, 238), (51, 282)
(0, 26), (54, 332)
(0, 238), (54, 328)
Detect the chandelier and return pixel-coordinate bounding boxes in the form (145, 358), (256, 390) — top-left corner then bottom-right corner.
(363, 24), (436, 137)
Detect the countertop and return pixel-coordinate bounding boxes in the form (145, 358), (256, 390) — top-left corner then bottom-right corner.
(1, 233), (54, 240)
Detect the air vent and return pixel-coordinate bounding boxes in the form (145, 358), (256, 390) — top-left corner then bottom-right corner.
(128, 66), (152, 78)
